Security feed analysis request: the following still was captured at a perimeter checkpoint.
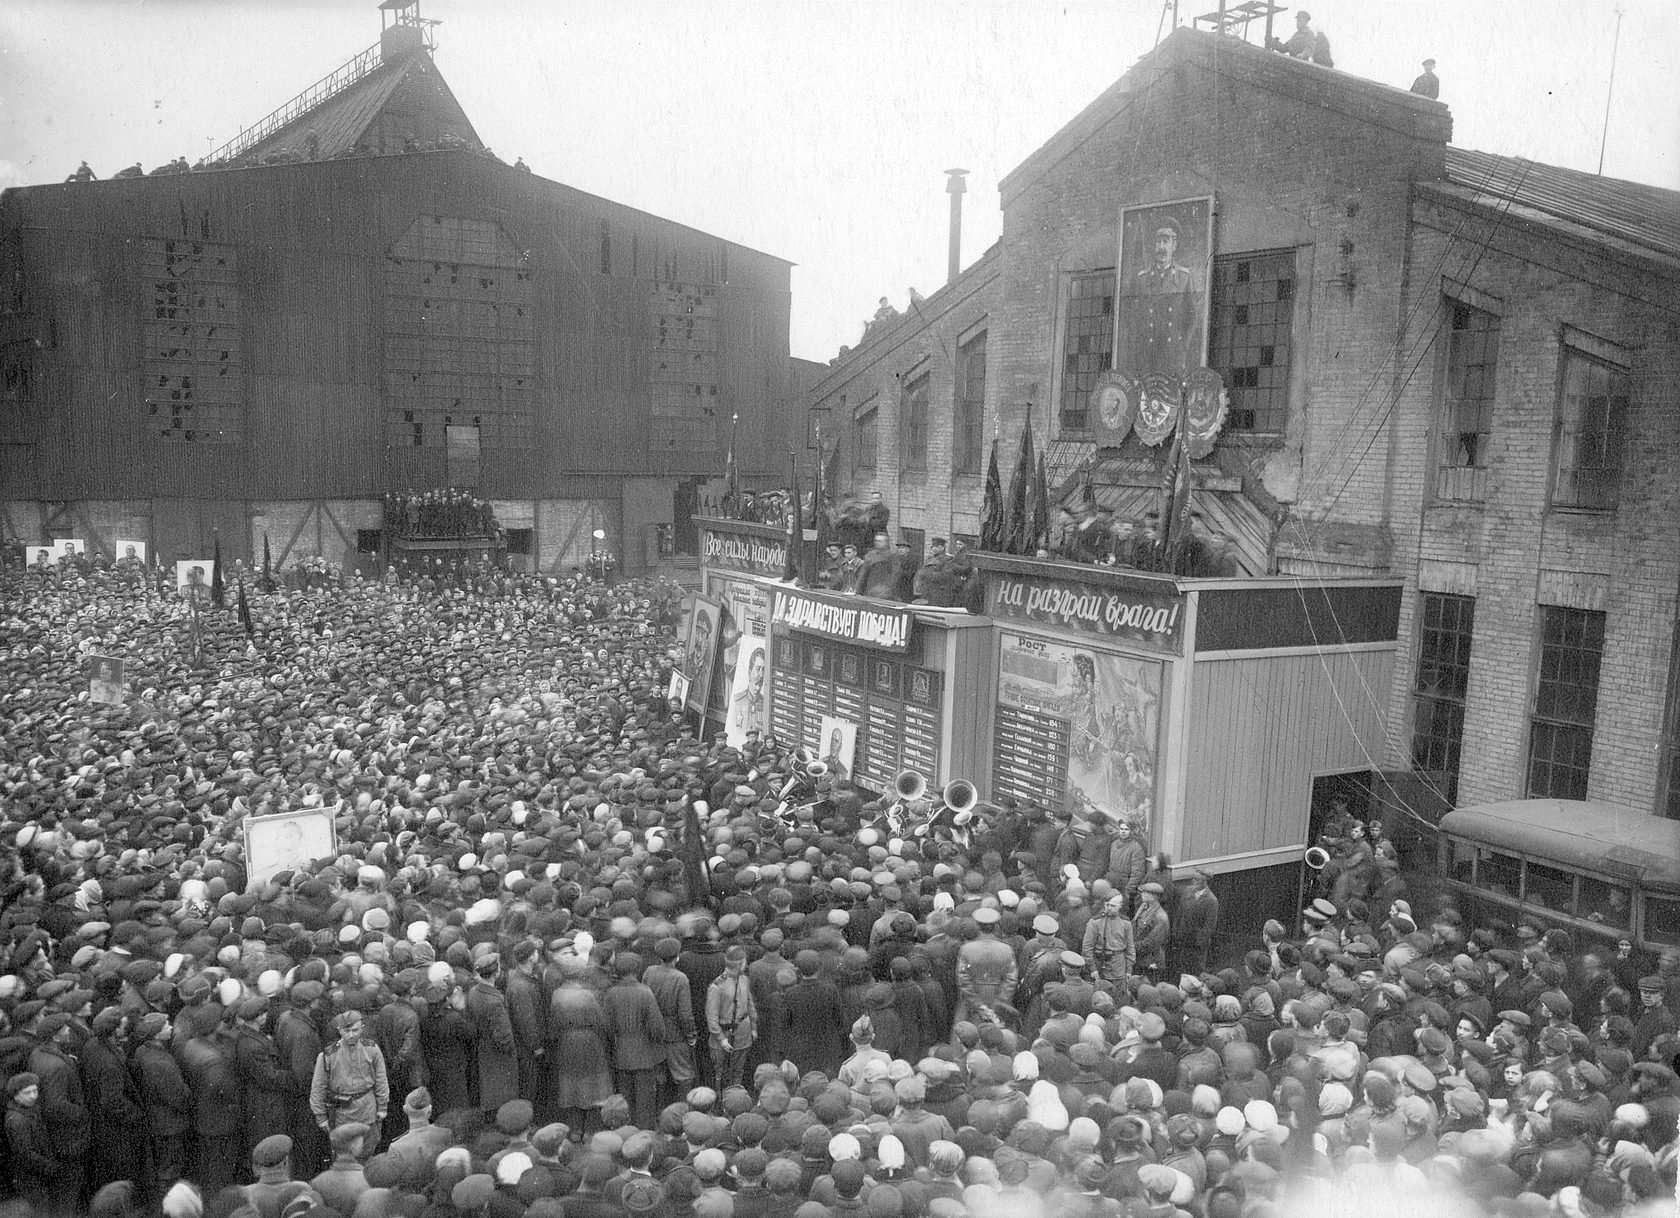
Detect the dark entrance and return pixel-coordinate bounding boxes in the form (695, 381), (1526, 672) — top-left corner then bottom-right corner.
(672, 476), (705, 555)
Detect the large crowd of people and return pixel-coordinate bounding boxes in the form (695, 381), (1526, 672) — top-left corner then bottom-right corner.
(0, 549), (1676, 1218)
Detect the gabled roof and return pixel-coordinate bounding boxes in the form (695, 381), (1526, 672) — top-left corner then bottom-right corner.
(1439, 147), (1680, 267)
(1001, 26), (1449, 204)
(239, 50), (480, 164)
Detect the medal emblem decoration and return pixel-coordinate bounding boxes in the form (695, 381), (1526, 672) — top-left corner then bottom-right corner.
(1134, 374), (1182, 447)
(1183, 368), (1229, 459)
(1090, 371), (1140, 448)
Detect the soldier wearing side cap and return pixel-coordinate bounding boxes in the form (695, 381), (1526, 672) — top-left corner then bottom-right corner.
(309, 1009), (388, 1144)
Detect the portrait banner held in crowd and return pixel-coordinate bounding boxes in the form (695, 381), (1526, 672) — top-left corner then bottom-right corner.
(85, 654), (126, 706)
(817, 714), (857, 783)
(54, 538), (88, 565)
(724, 633), (769, 749)
(1114, 196), (1214, 386)
(244, 806), (338, 892)
(175, 559), (213, 601)
(996, 632), (1162, 833)
(112, 539), (148, 566)
(680, 595), (722, 714)
(666, 670), (691, 711)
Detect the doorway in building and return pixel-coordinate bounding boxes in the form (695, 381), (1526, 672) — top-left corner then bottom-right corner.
(673, 476), (704, 555)
(1301, 769), (1375, 914)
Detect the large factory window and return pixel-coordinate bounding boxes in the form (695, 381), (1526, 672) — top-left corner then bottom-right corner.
(383, 217), (533, 455)
(1412, 592), (1475, 803)
(1208, 250), (1295, 433)
(1435, 302), (1501, 502)
(1527, 606), (1605, 801)
(1058, 271), (1114, 435)
(141, 238), (241, 443)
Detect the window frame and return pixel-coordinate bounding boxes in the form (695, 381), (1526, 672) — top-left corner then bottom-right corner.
(1526, 605), (1606, 801)
(902, 369), (930, 473)
(1207, 248), (1296, 435)
(855, 398), (879, 472)
(1433, 299), (1502, 502)
(1549, 343), (1631, 511)
(1057, 269), (1116, 437)
(953, 329), (986, 475)
(1411, 591), (1476, 802)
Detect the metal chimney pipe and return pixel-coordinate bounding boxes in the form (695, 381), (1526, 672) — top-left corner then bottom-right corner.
(945, 169), (969, 285)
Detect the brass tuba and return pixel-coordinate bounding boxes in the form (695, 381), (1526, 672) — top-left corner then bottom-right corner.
(895, 770), (927, 802)
(1304, 845), (1331, 870)
(942, 779), (978, 816)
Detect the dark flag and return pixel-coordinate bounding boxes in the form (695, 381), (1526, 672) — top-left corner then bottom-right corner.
(980, 440), (1005, 551)
(812, 430), (831, 576)
(1005, 406), (1036, 555)
(237, 577), (254, 639)
(210, 536), (225, 607)
(724, 412), (740, 518)
(1165, 426), (1195, 573)
(261, 533), (275, 593)
(681, 799), (715, 908)
(1032, 448), (1052, 555)
(783, 450), (802, 583)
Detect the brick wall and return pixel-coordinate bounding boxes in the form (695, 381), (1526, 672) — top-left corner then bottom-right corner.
(1385, 194), (1680, 810)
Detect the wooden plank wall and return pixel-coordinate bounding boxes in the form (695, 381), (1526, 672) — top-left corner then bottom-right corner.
(943, 625), (998, 791)
(1182, 648), (1395, 860)
(0, 152), (793, 504)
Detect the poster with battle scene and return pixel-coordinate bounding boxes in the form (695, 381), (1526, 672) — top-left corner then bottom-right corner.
(994, 631), (1162, 834)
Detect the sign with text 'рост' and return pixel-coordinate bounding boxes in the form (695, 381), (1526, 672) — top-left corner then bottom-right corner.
(987, 572), (1185, 649)
(770, 586), (912, 652)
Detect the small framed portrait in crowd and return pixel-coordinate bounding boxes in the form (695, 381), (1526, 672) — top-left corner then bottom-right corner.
(176, 559), (213, 600)
(86, 654), (126, 706)
(113, 539), (148, 566)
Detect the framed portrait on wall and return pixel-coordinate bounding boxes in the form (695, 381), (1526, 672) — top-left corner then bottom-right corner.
(1113, 196), (1215, 384)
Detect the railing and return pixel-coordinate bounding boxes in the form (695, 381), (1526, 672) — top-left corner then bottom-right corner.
(206, 41), (384, 164)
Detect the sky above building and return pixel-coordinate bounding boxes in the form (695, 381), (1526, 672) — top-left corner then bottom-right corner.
(2, 0), (1674, 362)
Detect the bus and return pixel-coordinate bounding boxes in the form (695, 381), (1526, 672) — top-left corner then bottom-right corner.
(1437, 799), (1680, 957)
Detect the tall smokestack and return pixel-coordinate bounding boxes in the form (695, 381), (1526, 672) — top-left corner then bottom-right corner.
(945, 169), (969, 285)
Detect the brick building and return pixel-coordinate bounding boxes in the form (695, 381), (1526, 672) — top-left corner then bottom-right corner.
(0, 5), (795, 574)
(806, 27), (1680, 822)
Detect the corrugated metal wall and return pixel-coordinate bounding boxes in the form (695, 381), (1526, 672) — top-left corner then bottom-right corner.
(0, 152), (794, 510)
(1183, 648), (1395, 860)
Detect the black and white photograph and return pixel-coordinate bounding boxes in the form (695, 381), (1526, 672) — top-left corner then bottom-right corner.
(0, 2), (1676, 1212)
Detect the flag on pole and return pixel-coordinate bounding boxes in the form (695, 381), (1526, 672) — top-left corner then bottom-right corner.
(783, 450), (802, 583)
(210, 536), (225, 607)
(980, 440), (1005, 551)
(1032, 448), (1052, 554)
(724, 412), (740, 517)
(1005, 406), (1035, 555)
(812, 428), (831, 573)
(237, 577), (255, 639)
(261, 533), (274, 593)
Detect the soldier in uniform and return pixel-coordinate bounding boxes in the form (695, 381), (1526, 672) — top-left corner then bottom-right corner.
(1119, 216), (1202, 381)
(952, 907), (1017, 1031)
(1082, 894), (1137, 987)
(309, 1011), (389, 1148)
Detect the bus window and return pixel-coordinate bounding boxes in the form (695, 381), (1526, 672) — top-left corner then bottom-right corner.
(1524, 862), (1576, 914)
(1577, 876), (1631, 930)
(1477, 849), (1521, 899)
(1647, 895), (1680, 947)
(1447, 839), (1476, 884)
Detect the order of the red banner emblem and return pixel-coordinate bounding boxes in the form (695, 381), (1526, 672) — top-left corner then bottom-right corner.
(1133, 374), (1182, 447)
(1182, 367), (1229, 459)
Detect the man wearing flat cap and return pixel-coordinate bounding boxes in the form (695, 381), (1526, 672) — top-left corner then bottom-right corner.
(310, 1009), (389, 1142)
(245, 1134), (319, 1216)
(466, 953), (520, 1114)
(130, 1013), (193, 1198)
(233, 995), (295, 1157)
(600, 952), (666, 1130)
(27, 1010), (89, 1207)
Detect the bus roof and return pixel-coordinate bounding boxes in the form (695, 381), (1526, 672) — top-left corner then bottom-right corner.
(1439, 800), (1680, 894)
